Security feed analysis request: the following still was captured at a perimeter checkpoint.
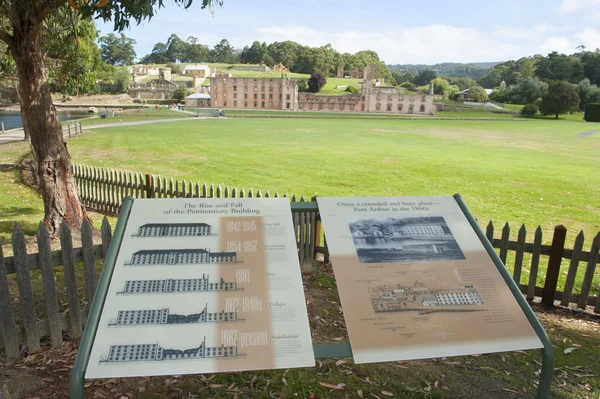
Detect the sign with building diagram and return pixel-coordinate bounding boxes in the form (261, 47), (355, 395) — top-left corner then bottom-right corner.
(317, 196), (543, 364)
(86, 198), (315, 379)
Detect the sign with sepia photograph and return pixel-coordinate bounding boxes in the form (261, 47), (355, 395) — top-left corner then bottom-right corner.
(317, 196), (543, 364)
(86, 198), (314, 379)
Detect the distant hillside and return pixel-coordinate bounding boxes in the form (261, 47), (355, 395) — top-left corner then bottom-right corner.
(387, 62), (502, 80)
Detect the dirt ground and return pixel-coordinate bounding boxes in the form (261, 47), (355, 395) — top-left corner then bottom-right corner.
(1, 260), (599, 399)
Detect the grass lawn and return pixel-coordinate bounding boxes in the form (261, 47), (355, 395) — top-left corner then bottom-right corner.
(62, 117), (599, 293)
(0, 142), (116, 254)
(2, 116), (599, 289)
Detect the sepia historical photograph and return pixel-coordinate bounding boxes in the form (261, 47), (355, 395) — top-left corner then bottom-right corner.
(347, 215), (465, 263)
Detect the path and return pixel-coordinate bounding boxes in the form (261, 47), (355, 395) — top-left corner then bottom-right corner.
(0, 116), (217, 145)
(575, 130), (598, 137)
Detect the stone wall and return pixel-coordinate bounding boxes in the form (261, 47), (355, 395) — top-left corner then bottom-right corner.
(298, 93), (364, 112)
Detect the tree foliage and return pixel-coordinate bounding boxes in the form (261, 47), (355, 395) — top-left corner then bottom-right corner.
(172, 84), (188, 103)
(307, 72), (326, 93)
(507, 77), (548, 104)
(429, 77), (459, 97)
(467, 85), (488, 102)
(98, 33), (136, 65)
(43, 11), (102, 96)
(577, 78), (600, 110)
(520, 103), (539, 117)
(539, 81), (580, 119)
(415, 69), (437, 85)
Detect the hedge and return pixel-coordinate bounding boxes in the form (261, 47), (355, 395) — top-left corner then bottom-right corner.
(584, 103), (600, 122)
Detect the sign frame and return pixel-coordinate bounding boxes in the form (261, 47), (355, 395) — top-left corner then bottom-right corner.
(70, 195), (554, 399)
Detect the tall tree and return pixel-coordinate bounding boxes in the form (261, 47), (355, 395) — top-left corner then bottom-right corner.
(210, 39), (236, 63)
(539, 81), (580, 119)
(0, 0), (220, 234)
(140, 42), (169, 64)
(415, 69), (437, 85)
(184, 36), (210, 62)
(98, 32), (136, 65)
(166, 33), (186, 63)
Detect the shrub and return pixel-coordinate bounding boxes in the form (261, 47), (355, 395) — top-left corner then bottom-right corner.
(584, 103), (600, 122)
(172, 85), (188, 103)
(520, 103), (538, 117)
(400, 81), (417, 91)
(307, 72), (326, 93)
(345, 85), (359, 94)
(296, 78), (308, 92)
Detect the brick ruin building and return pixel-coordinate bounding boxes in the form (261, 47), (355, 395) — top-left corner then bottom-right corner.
(206, 66), (435, 115)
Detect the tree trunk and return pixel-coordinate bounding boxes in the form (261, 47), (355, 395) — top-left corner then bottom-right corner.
(12, 27), (88, 234)
(555, 113), (559, 119)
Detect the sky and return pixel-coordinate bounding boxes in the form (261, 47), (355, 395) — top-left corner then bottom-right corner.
(96, 0), (600, 65)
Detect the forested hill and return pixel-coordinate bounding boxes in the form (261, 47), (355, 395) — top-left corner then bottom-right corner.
(388, 62), (501, 80)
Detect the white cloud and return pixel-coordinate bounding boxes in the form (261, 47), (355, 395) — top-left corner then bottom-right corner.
(491, 24), (573, 40)
(573, 27), (600, 50)
(538, 36), (574, 54)
(557, 0), (600, 13)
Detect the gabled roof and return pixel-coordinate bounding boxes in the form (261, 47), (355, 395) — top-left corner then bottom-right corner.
(186, 93), (211, 99)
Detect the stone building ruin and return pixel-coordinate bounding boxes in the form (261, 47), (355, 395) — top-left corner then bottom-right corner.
(202, 66), (435, 115)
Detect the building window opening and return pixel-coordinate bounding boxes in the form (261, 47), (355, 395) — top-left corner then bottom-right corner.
(420, 104), (425, 112)
(387, 103), (392, 111)
(376, 103), (381, 111)
(286, 102), (291, 109)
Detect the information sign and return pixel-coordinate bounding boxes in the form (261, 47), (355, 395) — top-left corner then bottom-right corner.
(86, 198), (314, 378)
(317, 196), (543, 364)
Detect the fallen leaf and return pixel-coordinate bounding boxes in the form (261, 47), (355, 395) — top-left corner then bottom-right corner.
(332, 337), (344, 341)
(335, 359), (347, 366)
(564, 347), (579, 355)
(357, 389), (364, 398)
(319, 382), (345, 390)
(502, 388), (519, 394)
(381, 391), (394, 397)
(282, 377), (288, 386)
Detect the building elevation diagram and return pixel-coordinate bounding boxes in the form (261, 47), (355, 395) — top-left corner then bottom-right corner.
(125, 249), (238, 266)
(370, 282), (484, 314)
(108, 304), (242, 327)
(99, 337), (245, 364)
(117, 275), (242, 295)
(133, 223), (214, 237)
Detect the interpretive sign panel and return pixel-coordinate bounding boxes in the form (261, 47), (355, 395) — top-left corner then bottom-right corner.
(317, 196), (543, 364)
(86, 198), (314, 378)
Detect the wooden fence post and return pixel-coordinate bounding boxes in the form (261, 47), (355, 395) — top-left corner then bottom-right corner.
(81, 219), (97, 309)
(12, 224), (41, 352)
(101, 217), (112, 260)
(578, 232), (600, 309)
(145, 173), (154, 198)
(542, 225), (567, 306)
(0, 246), (20, 358)
(36, 222), (63, 348)
(60, 221), (82, 339)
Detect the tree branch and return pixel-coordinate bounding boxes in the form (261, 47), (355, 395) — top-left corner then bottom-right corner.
(0, 28), (15, 49)
(35, 0), (67, 26)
